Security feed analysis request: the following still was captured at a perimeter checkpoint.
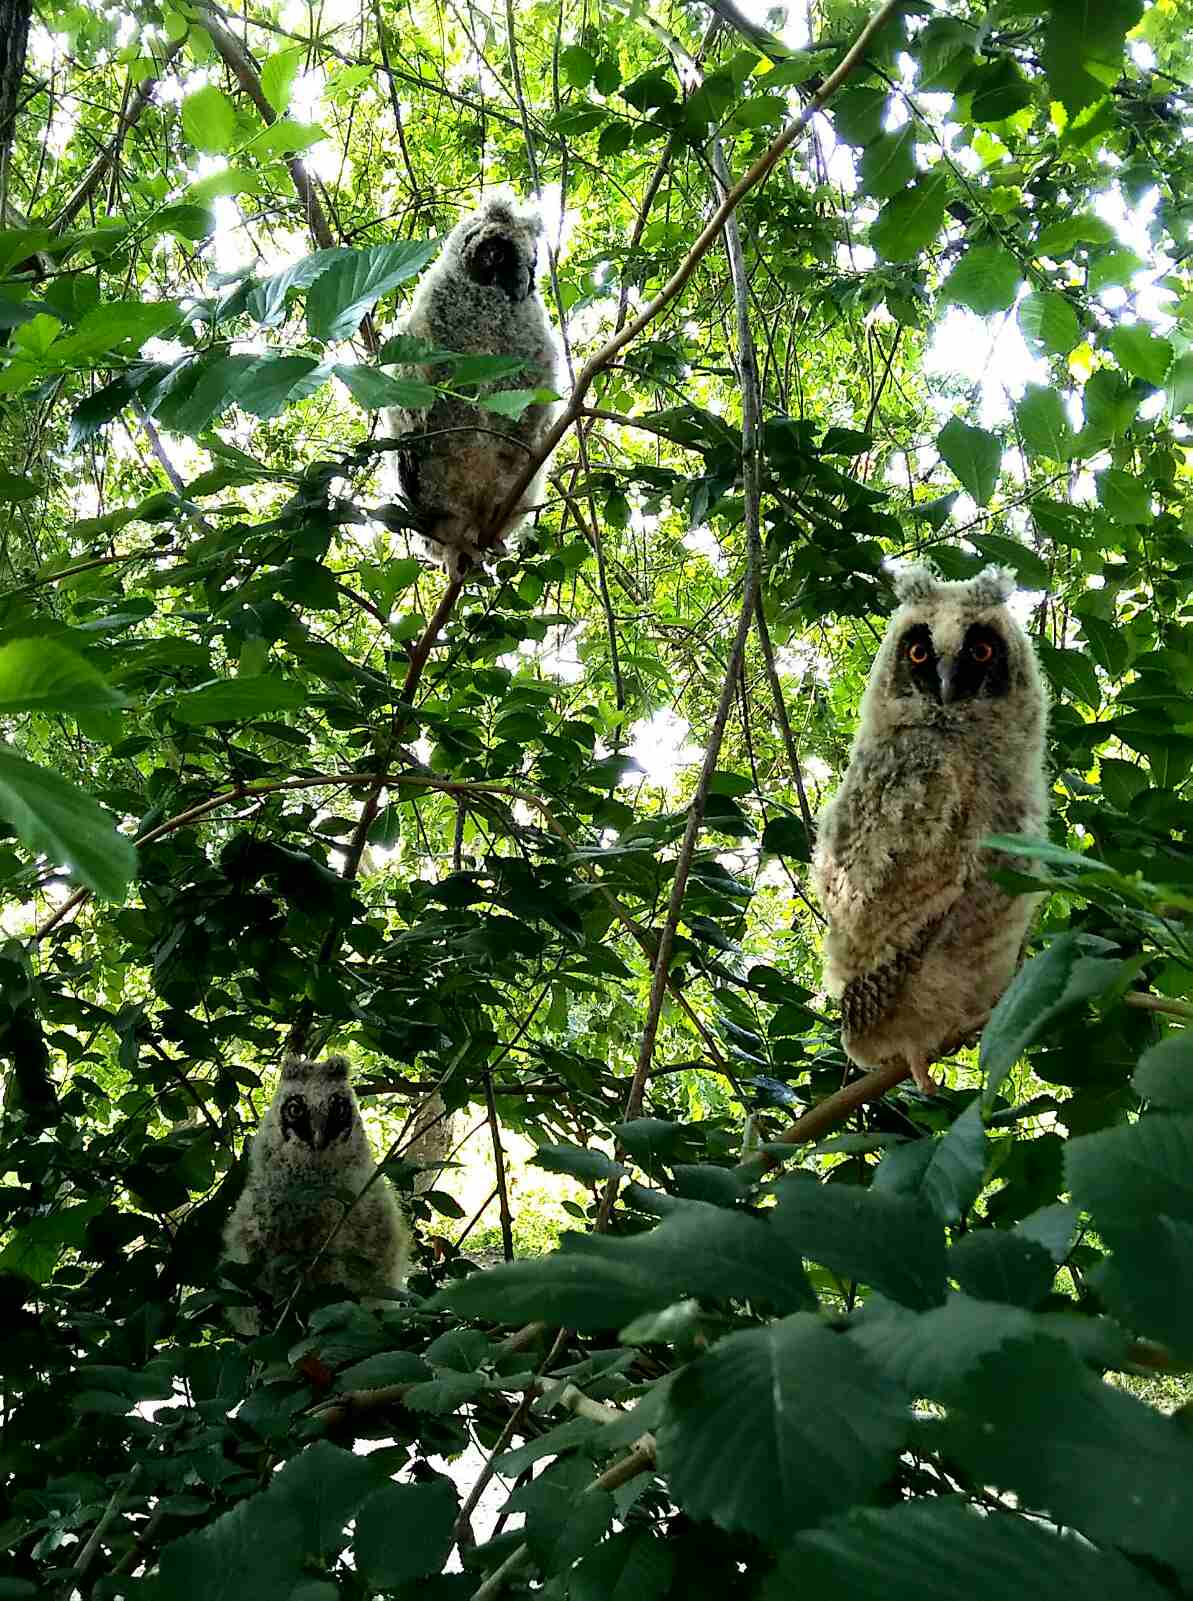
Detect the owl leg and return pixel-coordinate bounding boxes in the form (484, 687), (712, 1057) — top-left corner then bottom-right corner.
(908, 1055), (940, 1094)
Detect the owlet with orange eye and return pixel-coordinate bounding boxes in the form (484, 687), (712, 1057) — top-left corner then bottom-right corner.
(811, 563), (1050, 1094)
(221, 1053), (410, 1334)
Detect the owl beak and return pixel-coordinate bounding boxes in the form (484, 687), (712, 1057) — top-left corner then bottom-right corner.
(938, 656), (959, 704)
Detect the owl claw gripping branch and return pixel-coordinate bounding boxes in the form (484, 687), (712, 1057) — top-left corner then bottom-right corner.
(811, 564), (1050, 1095)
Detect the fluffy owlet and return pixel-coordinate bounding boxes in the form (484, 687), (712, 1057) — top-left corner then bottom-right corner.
(222, 1053), (410, 1333)
(811, 564), (1050, 1092)
(382, 190), (564, 580)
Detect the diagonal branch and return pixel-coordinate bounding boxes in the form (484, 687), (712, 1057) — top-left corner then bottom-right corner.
(481, 0), (903, 547)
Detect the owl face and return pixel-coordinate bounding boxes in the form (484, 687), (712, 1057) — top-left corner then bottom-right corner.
(450, 195), (542, 303)
(860, 563), (1043, 738)
(279, 1089), (355, 1151)
(262, 1054), (366, 1165)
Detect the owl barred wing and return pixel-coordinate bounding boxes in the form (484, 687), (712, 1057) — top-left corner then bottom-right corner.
(838, 916), (944, 1039)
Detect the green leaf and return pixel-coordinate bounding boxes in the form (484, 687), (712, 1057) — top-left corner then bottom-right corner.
(1096, 466), (1150, 525)
(1035, 213), (1114, 256)
(479, 386), (555, 419)
(181, 83), (238, 153)
(1017, 291), (1079, 356)
(936, 416), (1001, 506)
(335, 362), (435, 409)
(657, 1315), (907, 1545)
(569, 1529), (675, 1601)
(1015, 384), (1071, 461)
(0, 638), (126, 715)
(1096, 1214), (1193, 1355)
(772, 1178), (947, 1309)
(236, 354), (322, 419)
(0, 467), (42, 501)
(938, 1333), (1193, 1575)
(1089, 248), (1145, 294)
(171, 675), (306, 726)
(1041, 0), (1143, 114)
(261, 46), (304, 114)
(773, 1501), (1171, 1601)
(560, 44), (597, 88)
(760, 814), (811, 861)
(980, 937), (1124, 1109)
(870, 174), (948, 262)
(434, 1204), (815, 1332)
(533, 1143), (624, 1183)
(959, 57), (1034, 122)
(939, 244), (1022, 315)
(917, 1099), (987, 1224)
(948, 1229), (1056, 1306)
(353, 1479), (458, 1589)
(1035, 641), (1101, 707)
(306, 239), (441, 341)
(857, 127), (916, 200)
(0, 1197), (105, 1283)
(249, 247), (352, 326)
(1066, 1112), (1193, 1228)
(0, 743), (135, 900)
(1133, 1034), (1193, 1109)
(1108, 323), (1172, 385)
(245, 117), (326, 157)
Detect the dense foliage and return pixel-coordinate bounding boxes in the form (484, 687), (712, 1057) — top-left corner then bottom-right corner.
(3, 0), (1193, 1593)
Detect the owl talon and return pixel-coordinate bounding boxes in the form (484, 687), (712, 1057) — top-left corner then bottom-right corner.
(910, 1060), (940, 1094)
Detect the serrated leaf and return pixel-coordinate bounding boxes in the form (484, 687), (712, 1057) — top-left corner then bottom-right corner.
(170, 675), (306, 726)
(1015, 384), (1071, 461)
(857, 126), (916, 200)
(657, 1315), (907, 1544)
(181, 83), (237, 153)
(772, 1178), (947, 1309)
(1035, 641), (1101, 707)
(0, 639), (125, 716)
(940, 244), (1021, 315)
(1089, 248), (1145, 293)
(948, 1229), (1056, 1306)
(533, 1143), (624, 1183)
(980, 937), (1124, 1109)
(1042, 0), (1142, 114)
(261, 46), (303, 114)
(1108, 323), (1172, 385)
(1066, 1112), (1193, 1228)
(1096, 466), (1150, 525)
(1133, 1034), (1193, 1109)
(773, 1501), (1170, 1601)
(917, 1099), (987, 1224)
(0, 1197), (106, 1283)
(937, 416), (1001, 506)
(353, 1479), (457, 1588)
(479, 386), (554, 419)
(870, 174), (948, 262)
(306, 240), (441, 341)
(938, 1333), (1193, 1575)
(569, 1529), (675, 1601)
(433, 1204), (814, 1332)
(0, 744), (135, 900)
(1096, 1214), (1193, 1355)
(1017, 291), (1079, 356)
(335, 362), (435, 409)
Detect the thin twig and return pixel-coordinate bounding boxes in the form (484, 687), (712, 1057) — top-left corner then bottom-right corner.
(754, 593), (815, 838)
(482, 1070), (515, 1263)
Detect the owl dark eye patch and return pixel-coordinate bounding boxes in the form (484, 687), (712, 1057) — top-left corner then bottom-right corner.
(322, 1093), (354, 1148)
(467, 235), (534, 300)
(280, 1094), (314, 1146)
(896, 624), (940, 699)
(953, 624), (1009, 700)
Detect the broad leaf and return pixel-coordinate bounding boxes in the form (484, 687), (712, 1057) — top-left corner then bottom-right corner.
(936, 417), (1001, 506)
(1133, 1034), (1193, 1108)
(0, 743), (136, 900)
(658, 1315), (907, 1544)
(1018, 292), (1079, 356)
(353, 1479), (458, 1588)
(1015, 385), (1071, 462)
(772, 1179), (947, 1309)
(181, 84), (237, 153)
(170, 676), (307, 725)
(306, 240), (441, 341)
(772, 1501), (1170, 1601)
(939, 245), (1021, 315)
(870, 174), (948, 262)
(0, 638), (125, 715)
(1065, 1112), (1193, 1227)
(981, 937), (1125, 1108)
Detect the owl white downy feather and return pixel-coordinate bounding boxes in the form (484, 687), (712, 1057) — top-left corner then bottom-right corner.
(811, 564), (1050, 1092)
(382, 190), (564, 580)
(221, 1053), (410, 1333)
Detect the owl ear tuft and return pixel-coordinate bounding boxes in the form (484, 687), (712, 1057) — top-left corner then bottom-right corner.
(968, 564), (1016, 607)
(281, 1052), (351, 1082)
(891, 562), (940, 605)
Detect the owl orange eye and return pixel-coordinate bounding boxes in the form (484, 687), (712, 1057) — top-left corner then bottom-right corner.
(908, 642), (929, 665)
(970, 641), (994, 664)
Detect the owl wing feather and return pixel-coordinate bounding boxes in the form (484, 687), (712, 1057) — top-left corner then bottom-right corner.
(813, 737), (981, 1037)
